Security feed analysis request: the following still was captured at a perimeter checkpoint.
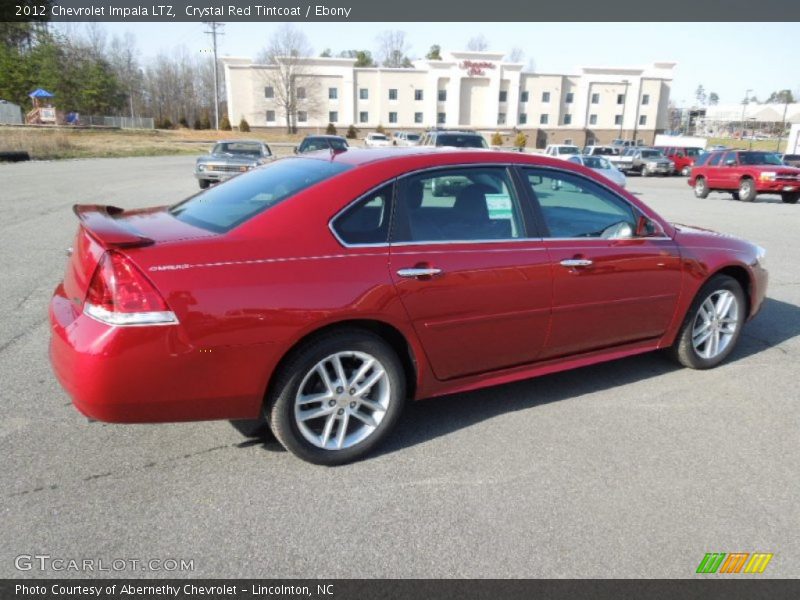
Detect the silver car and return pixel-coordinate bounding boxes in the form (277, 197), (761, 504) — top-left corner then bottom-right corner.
(567, 155), (627, 188)
(195, 140), (273, 189)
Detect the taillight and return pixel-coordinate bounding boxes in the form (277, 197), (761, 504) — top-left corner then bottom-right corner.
(84, 251), (177, 326)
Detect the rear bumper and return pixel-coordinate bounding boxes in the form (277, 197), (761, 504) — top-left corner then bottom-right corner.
(49, 284), (273, 423)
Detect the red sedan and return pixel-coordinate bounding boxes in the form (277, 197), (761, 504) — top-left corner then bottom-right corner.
(50, 148), (768, 464)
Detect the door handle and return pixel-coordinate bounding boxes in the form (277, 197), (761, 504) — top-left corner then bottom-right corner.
(560, 259), (593, 268)
(397, 267), (443, 278)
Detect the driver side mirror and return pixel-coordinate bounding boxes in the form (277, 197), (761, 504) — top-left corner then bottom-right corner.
(725, 159), (736, 166)
(635, 215), (659, 237)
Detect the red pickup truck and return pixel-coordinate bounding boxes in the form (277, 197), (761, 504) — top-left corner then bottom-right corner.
(688, 150), (800, 203)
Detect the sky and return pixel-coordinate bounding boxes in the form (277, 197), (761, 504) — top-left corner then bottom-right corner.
(66, 21), (800, 107)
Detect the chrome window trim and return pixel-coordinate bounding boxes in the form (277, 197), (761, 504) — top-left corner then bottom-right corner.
(328, 162), (671, 248)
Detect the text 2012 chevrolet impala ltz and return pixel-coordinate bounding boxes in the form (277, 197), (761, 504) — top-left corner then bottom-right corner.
(49, 148), (768, 465)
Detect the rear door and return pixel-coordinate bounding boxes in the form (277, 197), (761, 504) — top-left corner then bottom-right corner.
(388, 165), (552, 380)
(718, 151), (740, 189)
(520, 167), (682, 358)
(703, 152), (725, 187)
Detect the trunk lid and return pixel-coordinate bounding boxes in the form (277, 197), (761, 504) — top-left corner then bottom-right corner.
(63, 204), (215, 305)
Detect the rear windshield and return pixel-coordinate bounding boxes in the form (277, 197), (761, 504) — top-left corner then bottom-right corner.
(557, 146), (580, 155)
(436, 134), (488, 148)
(640, 150), (664, 158)
(583, 156), (611, 169)
(170, 158), (351, 232)
(406, 134), (421, 141)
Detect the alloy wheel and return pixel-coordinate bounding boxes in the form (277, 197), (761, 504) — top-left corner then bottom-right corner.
(294, 351), (391, 450)
(691, 290), (740, 360)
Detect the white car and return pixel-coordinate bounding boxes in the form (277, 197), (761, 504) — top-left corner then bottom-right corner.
(364, 133), (392, 148)
(393, 132), (422, 146)
(544, 144), (581, 160)
(567, 155), (627, 188)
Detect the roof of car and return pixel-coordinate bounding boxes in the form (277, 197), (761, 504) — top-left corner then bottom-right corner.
(303, 135), (347, 140)
(216, 139), (267, 144)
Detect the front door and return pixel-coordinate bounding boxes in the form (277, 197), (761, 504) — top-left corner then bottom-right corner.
(520, 167), (682, 358)
(389, 166), (552, 380)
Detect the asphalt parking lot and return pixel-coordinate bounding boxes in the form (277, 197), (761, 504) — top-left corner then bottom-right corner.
(1, 156), (798, 579)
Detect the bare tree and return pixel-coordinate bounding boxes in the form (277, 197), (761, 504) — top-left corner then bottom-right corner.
(257, 24), (320, 133)
(108, 32), (142, 118)
(507, 47), (524, 63)
(466, 35), (488, 51)
(375, 30), (412, 68)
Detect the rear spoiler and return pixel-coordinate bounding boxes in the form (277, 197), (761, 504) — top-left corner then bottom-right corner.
(73, 205), (154, 248)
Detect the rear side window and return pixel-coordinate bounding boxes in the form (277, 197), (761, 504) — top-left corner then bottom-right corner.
(332, 184), (393, 245)
(171, 158), (351, 232)
(694, 152), (711, 166)
(436, 134), (488, 148)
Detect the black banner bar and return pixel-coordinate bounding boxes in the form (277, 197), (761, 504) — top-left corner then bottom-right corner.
(3, 0), (800, 22)
(3, 580), (800, 600)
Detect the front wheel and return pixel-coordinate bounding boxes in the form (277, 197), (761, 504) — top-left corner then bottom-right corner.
(198, 179), (210, 189)
(267, 329), (406, 465)
(782, 192), (799, 204)
(738, 178), (757, 202)
(670, 275), (745, 369)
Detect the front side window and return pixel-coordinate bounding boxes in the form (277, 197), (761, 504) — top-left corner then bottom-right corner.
(332, 183), (393, 245)
(722, 151), (738, 165)
(393, 167), (525, 243)
(172, 159), (351, 233)
(707, 153), (723, 166)
(523, 168), (638, 239)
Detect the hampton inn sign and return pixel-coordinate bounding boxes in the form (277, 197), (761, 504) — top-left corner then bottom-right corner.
(223, 50), (675, 145)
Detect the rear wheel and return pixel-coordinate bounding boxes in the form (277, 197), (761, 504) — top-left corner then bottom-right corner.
(670, 275), (745, 369)
(738, 178), (757, 202)
(267, 329), (406, 465)
(198, 179), (210, 189)
(694, 176), (709, 198)
(782, 192), (800, 204)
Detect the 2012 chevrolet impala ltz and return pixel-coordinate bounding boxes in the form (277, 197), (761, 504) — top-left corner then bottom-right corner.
(49, 148), (768, 464)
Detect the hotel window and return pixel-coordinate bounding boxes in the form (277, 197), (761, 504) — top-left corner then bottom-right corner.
(541, 91), (551, 102)
(328, 88), (338, 100)
(359, 111), (368, 123)
(639, 115), (647, 126)
(591, 93), (600, 104)
(297, 111), (307, 123)
(266, 110), (275, 122)
(565, 92), (574, 104)
(614, 115), (623, 125)
(359, 88), (369, 100)
(642, 94), (650, 105)
(498, 113), (506, 125)
(520, 91), (529, 103)
(414, 112), (423, 124)
(589, 114), (598, 125)
(389, 112), (398, 124)
(519, 113), (527, 125)
(264, 86), (274, 99)
(297, 87), (306, 100)
(389, 88), (398, 101)
(437, 112), (446, 124)
(540, 114), (549, 125)
(499, 90), (508, 102)
(329, 111), (338, 123)
(438, 89), (447, 102)
(415, 89), (423, 101)
(563, 114), (572, 125)
(617, 94), (624, 104)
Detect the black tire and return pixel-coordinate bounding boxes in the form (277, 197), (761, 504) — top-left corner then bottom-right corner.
(198, 179), (210, 189)
(693, 176), (709, 199)
(669, 274), (746, 370)
(731, 192), (740, 201)
(738, 177), (757, 202)
(641, 167), (649, 178)
(267, 329), (406, 465)
(782, 192), (799, 204)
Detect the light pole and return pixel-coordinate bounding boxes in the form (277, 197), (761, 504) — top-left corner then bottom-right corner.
(777, 98), (789, 152)
(739, 88), (752, 143)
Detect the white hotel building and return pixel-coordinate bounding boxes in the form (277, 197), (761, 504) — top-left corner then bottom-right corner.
(222, 51), (675, 147)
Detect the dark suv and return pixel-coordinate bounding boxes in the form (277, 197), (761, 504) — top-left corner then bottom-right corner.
(689, 150), (800, 203)
(419, 129), (488, 149)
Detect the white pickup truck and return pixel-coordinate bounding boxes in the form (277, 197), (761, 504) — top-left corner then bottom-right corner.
(584, 145), (635, 173)
(544, 144), (581, 160)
